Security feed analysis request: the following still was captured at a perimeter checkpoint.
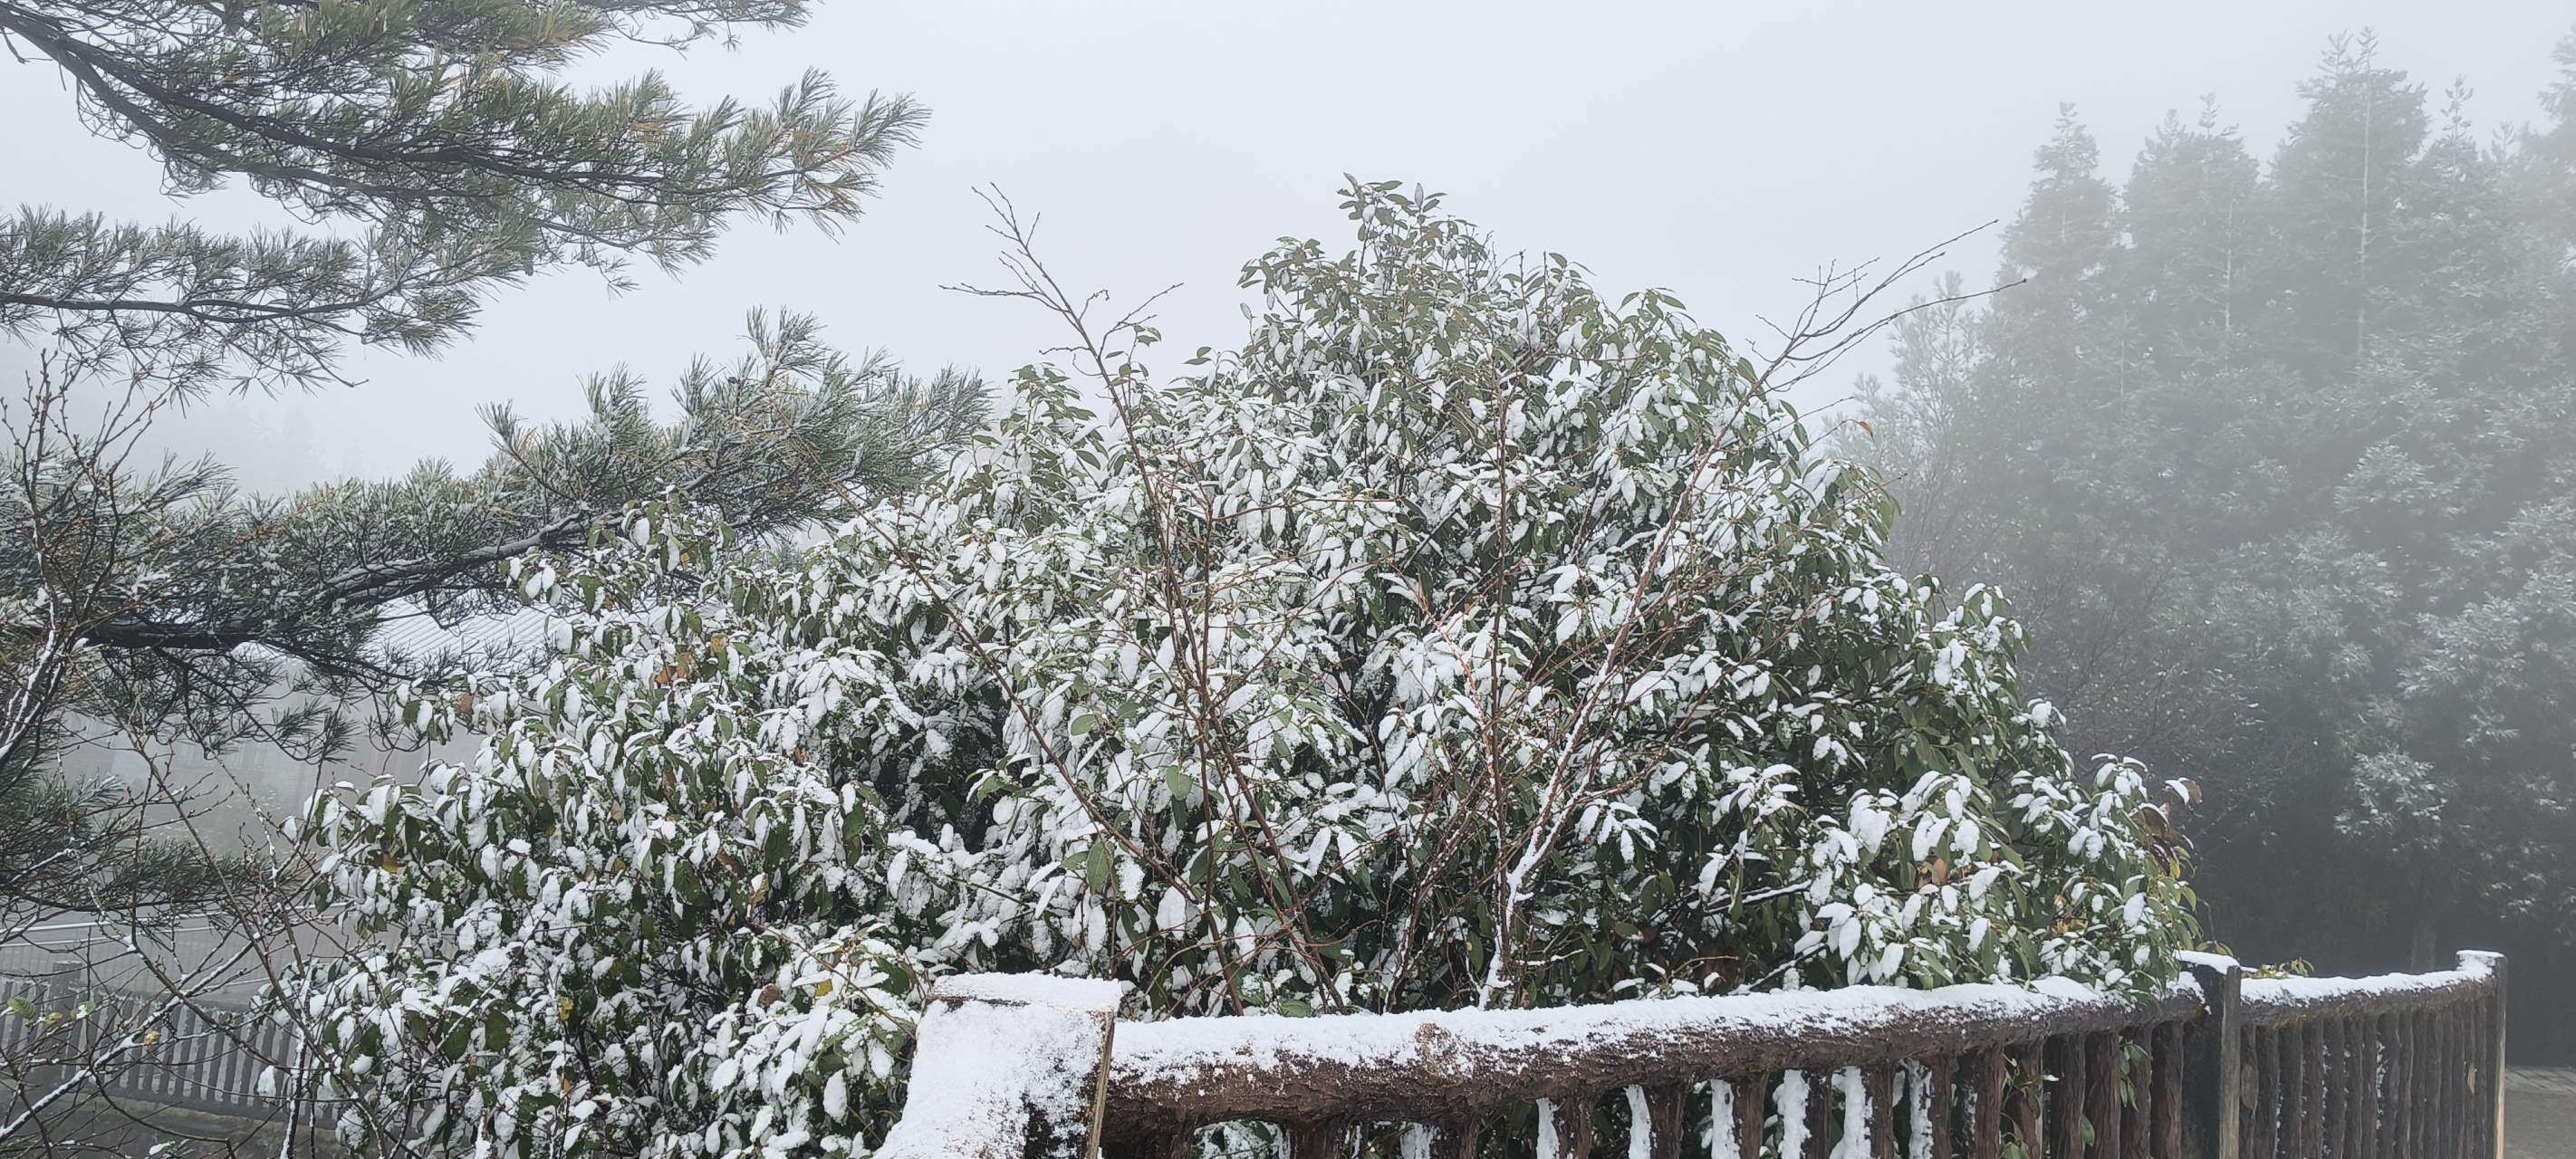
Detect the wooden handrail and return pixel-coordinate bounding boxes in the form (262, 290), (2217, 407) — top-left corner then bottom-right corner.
(1102, 978), (2205, 1137)
(2238, 953), (2499, 1023)
(883, 951), (2511, 1159)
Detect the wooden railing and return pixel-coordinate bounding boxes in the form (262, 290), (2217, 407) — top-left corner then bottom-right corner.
(2226, 953), (2506, 1159)
(0, 972), (306, 1119)
(877, 952), (2507, 1159)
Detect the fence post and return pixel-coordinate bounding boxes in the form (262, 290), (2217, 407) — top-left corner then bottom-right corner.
(2179, 953), (2242, 1159)
(877, 974), (1129, 1159)
(2457, 951), (2506, 1159)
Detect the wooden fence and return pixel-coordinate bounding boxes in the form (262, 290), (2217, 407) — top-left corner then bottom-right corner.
(0, 972), (307, 1118)
(878, 951), (2506, 1159)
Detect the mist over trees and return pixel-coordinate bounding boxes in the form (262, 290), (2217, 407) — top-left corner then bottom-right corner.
(1849, 31), (2576, 1052)
(7, 3), (2575, 1154)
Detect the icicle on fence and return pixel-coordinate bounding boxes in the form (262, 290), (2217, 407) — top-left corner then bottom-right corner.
(0, 972), (312, 1118)
(878, 951), (2506, 1159)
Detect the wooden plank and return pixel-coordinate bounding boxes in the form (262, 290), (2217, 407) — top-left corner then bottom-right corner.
(1971, 1049), (2006, 1159)
(1287, 1118), (1350, 1159)
(2465, 1001), (2482, 1156)
(2054, 1035), (2088, 1159)
(2302, 1022), (2325, 1159)
(2467, 953), (2506, 1159)
(2410, 1009), (2431, 1159)
(1730, 1074), (1769, 1159)
(2011, 1043), (2045, 1159)
(1864, 1065), (1896, 1159)
(2446, 1005), (2460, 1155)
(2431, 1004), (2452, 1159)
(2465, 1000), (2484, 1158)
(1927, 1053), (1957, 1159)
(1543, 1093), (1600, 1159)
(1105, 978), (2204, 1140)
(2488, 954), (2509, 1159)
(1802, 1070), (1833, 1159)
(1648, 1082), (1688, 1159)
(2273, 1024), (2299, 1159)
(2427, 1007), (2443, 1157)
(2400, 1004), (2421, 1159)
(2369, 1012), (2391, 1159)
(2180, 956), (2241, 1159)
(2385, 1013), (2408, 1159)
(1429, 1115), (1483, 1159)
(2087, 1031), (2119, 1159)
(2119, 1029), (2148, 1159)
(2247, 1027), (2275, 1159)
(2149, 1022), (2181, 1159)
(2321, 1019), (2347, 1159)
(2235, 963), (2494, 1022)
(2360, 1010), (2379, 1159)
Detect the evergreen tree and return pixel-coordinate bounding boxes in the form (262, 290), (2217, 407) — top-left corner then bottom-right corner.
(1850, 32), (2576, 1055)
(0, 12), (977, 1126)
(0, 0), (966, 893)
(0, 0), (922, 392)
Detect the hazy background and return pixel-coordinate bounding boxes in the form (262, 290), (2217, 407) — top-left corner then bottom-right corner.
(6, 0), (2570, 493)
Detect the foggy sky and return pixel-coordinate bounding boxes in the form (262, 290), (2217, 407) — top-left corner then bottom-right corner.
(5, 1), (2568, 494)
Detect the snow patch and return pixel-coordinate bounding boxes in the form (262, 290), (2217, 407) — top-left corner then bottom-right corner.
(877, 975), (1128, 1159)
(1112, 977), (2178, 1088)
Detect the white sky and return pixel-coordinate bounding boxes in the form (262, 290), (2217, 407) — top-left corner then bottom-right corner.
(5, 1), (2570, 493)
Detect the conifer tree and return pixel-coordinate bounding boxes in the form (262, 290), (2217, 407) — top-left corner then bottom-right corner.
(0, 0), (923, 392)
(0, 0), (972, 995)
(1850, 33), (2576, 1053)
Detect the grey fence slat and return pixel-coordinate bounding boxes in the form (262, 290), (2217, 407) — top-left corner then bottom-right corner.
(220, 1017), (252, 1106)
(0, 972), (301, 1116)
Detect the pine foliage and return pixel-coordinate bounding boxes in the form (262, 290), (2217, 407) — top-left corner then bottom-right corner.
(3, 313), (978, 761)
(0, 0), (922, 391)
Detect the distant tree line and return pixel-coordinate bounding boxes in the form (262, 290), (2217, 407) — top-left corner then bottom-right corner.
(1849, 30), (2576, 1057)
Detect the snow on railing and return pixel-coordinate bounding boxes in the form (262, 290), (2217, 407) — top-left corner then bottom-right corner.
(2228, 951), (2504, 1159)
(877, 973), (1127, 1159)
(885, 952), (2507, 1159)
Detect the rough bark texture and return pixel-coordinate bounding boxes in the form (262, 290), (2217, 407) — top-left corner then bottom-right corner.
(1103, 982), (2202, 1139)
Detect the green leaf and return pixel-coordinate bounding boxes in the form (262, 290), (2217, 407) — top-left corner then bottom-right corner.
(1083, 841), (1114, 894)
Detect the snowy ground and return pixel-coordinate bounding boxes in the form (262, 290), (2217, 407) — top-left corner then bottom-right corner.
(2511, 1068), (2576, 1159)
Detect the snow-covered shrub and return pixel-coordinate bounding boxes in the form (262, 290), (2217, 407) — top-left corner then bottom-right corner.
(283, 184), (2196, 1158)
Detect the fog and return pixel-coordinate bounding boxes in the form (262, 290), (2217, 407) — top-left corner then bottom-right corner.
(7, 2), (2566, 488)
(14, 2), (2576, 1148)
